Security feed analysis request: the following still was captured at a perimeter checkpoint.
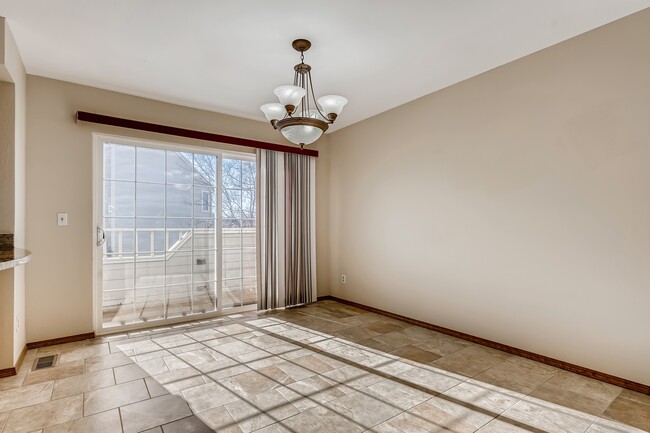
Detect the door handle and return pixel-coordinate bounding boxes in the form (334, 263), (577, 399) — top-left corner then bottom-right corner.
(97, 227), (106, 247)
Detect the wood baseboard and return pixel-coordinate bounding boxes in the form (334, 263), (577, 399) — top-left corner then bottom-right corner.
(26, 332), (95, 350)
(0, 366), (17, 378)
(319, 295), (650, 395)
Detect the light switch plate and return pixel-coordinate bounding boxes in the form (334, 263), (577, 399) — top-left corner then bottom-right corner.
(57, 212), (68, 226)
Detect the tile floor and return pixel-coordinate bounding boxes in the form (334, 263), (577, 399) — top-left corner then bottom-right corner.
(0, 300), (648, 432)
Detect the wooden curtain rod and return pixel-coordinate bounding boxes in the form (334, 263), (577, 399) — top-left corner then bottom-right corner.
(75, 111), (319, 157)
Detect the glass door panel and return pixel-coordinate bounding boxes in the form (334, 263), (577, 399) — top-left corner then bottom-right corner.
(96, 138), (256, 331)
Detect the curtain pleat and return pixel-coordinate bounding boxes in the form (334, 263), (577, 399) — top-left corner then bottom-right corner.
(257, 149), (316, 310)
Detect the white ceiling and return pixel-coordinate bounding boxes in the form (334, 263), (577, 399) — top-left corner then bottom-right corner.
(1, 1), (649, 132)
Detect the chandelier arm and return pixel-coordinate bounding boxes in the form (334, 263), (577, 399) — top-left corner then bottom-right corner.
(304, 72), (310, 117)
(300, 72), (306, 117)
(307, 70), (333, 123)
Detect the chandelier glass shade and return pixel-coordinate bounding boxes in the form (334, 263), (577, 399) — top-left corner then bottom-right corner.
(260, 39), (347, 147)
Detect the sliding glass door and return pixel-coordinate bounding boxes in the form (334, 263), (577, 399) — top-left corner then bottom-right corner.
(94, 135), (256, 331)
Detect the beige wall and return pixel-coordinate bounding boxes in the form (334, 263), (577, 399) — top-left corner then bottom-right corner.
(0, 80), (15, 233)
(327, 9), (650, 385)
(25, 76), (330, 341)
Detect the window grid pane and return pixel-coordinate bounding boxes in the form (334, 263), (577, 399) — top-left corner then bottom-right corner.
(102, 142), (234, 328)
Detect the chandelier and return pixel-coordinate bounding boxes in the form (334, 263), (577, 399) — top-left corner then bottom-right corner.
(260, 39), (348, 148)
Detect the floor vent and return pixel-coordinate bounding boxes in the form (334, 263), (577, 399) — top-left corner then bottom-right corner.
(32, 354), (57, 371)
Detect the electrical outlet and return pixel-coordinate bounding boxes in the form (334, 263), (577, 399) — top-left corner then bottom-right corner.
(341, 274), (347, 284)
(57, 212), (68, 226)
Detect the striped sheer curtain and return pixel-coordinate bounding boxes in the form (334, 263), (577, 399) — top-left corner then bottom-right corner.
(257, 149), (317, 310)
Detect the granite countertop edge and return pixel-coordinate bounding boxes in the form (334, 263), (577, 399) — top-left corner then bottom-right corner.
(0, 247), (32, 271)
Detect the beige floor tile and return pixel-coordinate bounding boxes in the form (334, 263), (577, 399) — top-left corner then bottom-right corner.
(224, 397), (283, 432)
(371, 331), (420, 350)
(474, 418), (540, 432)
(204, 362), (250, 381)
(291, 354), (336, 374)
(334, 326), (381, 342)
(390, 345), (441, 364)
(356, 338), (396, 353)
(35, 342), (85, 357)
(144, 376), (169, 398)
(602, 394), (650, 432)
(361, 320), (409, 335)
(407, 396), (495, 432)
(216, 323), (254, 336)
(272, 360), (316, 382)
(84, 351), (132, 372)
(160, 415), (214, 433)
(22, 361), (84, 386)
(220, 370), (281, 398)
(412, 333), (473, 357)
(0, 373), (26, 392)
(114, 363), (150, 384)
(0, 381), (54, 412)
(244, 334), (286, 350)
(324, 389), (403, 429)
(163, 374), (208, 396)
(51, 368), (115, 400)
(587, 417), (649, 433)
(175, 348), (219, 366)
(473, 356), (559, 395)
(182, 381), (240, 412)
(154, 366), (204, 387)
(394, 325), (438, 341)
(225, 388), (299, 432)
(281, 405), (365, 433)
(339, 312), (386, 326)
(15, 350), (38, 375)
(163, 355), (193, 372)
(134, 348), (171, 362)
(283, 375), (349, 408)
(119, 394), (193, 433)
(84, 378), (150, 415)
(0, 410), (9, 431)
(397, 365), (465, 394)
(168, 342), (206, 355)
(185, 327), (227, 342)
(2, 394), (82, 433)
(253, 364), (295, 386)
(529, 371), (622, 416)
(365, 378), (433, 411)
(42, 408), (122, 433)
(375, 359), (414, 376)
(502, 397), (596, 433)
(431, 345), (510, 378)
(57, 343), (110, 363)
(327, 344), (392, 369)
(618, 389), (650, 407)
(110, 336), (155, 354)
(152, 333), (196, 349)
(212, 340), (258, 358)
(236, 349), (276, 364)
(322, 365), (383, 390)
(442, 379), (525, 416)
(136, 357), (170, 376)
(277, 347), (314, 361)
(197, 406), (243, 432)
